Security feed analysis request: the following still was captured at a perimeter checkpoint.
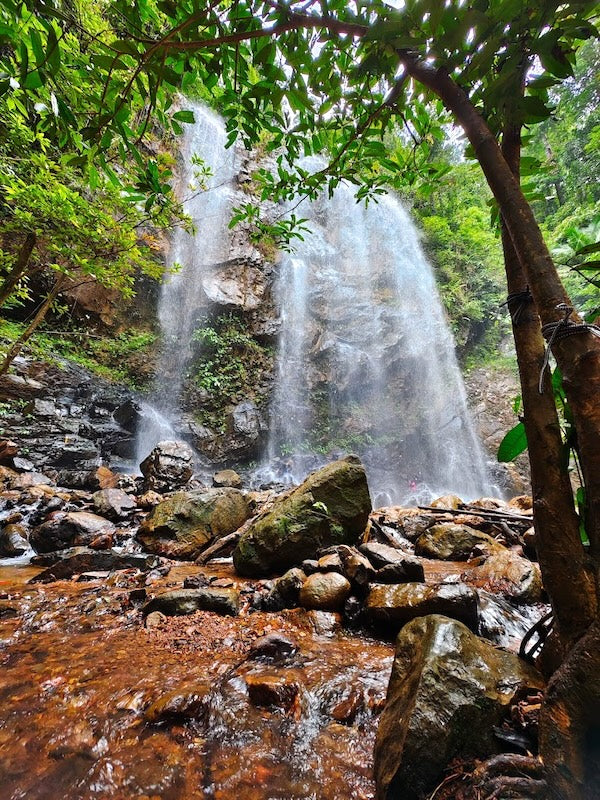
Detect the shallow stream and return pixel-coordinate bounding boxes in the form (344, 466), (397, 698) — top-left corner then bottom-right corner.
(0, 563), (393, 800)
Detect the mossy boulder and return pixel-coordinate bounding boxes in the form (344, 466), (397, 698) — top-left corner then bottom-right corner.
(137, 488), (251, 560)
(233, 456), (371, 577)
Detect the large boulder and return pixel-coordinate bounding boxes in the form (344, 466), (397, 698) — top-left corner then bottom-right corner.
(415, 523), (504, 561)
(139, 440), (194, 492)
(374, 615), (544, 800)
(137, 488), (251, 560)
(233, 456), (371, 577)
(364, 583), (479, 633)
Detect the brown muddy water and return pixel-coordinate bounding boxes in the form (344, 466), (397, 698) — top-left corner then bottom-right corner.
(0, 563), (394, 800)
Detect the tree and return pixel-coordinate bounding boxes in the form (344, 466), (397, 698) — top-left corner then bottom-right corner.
(3, 1), (600, 796)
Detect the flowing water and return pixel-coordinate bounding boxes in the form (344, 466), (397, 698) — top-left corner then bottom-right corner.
(135, 104), (236, 465)
(0, 564), (393, 800)
(257, 170), (492, 505)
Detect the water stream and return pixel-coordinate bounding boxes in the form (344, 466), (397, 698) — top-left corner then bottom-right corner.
(257, 168), (493, 504)
(135, 103), (236, 465)
(135, 108), (492, 503)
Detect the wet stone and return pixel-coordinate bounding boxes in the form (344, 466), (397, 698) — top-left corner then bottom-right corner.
(30, 551), (159, 583)
(245, 672), (300, 710)
(145, 610), (167, 629)
(142, 588), (240, 617)
(359, 543), (424, 581)
(299, 572), (352, 612)
(247, 633), (298, 662)
(415, 523), (504, 561)
(92, 488), (136, 520)
(212, 469), (242, 489)
(144, 682), (212, 724)
(364, 582), (479, 633)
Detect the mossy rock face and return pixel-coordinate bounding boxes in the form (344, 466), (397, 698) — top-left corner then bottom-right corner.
(233, 456), (371, 577)
(137, 488), (251, 560)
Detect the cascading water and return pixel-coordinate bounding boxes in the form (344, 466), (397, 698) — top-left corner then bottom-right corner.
(135, 104), (236, 465)
(259, 167), (493, 505)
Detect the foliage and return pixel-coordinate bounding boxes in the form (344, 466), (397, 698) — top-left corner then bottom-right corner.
(0, 317), (157, 388)
(190, 312), (271, 410)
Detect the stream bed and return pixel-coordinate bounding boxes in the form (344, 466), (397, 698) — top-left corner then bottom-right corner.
(0, 562), (393, 800)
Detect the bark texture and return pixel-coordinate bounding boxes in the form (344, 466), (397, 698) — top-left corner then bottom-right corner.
(500, 125), (597, 654)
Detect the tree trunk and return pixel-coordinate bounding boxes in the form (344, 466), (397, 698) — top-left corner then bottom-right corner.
(405, 59), (600, 583)
(0, 276), (64, 375)
(0, 232), (37, 308)
(500, 125), (597, 658)
(539, 619), (600, 800)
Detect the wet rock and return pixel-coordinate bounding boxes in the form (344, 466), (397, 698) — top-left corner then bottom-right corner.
(364, 583), (479, 633)
(24, 398), (56, 417)
(183, 573), (210, 589)
(317, 552), (344, 573)
(142, 587), (240, 617)
(202, 260), (267, 311)
(330, 690), (364, 724)
(145, 610), (167, 629)
(137, 490), (162, 509)
(374, 615), (544, 800)
(137, 488), (251, 560)
(359, 543), (424, 581)
(144, 682), (211, 723)
(339, 548), (376, 592)
(299, 572), (352, 611)
(430, 494), (463, 509)
(247, 633), (298, 662)
(0, 600), (18, 618)
(10, 471), (53, 488)
(212, 469), (242, 489)
(92, 488), (136, 520)
(86, 466), (119, 490)
(266, 567), (307, 610)
(375, 563), (424, 584)
(30, 551), (159, 583)
(462, 550), (543, 603)
(301, 559), (319, 575)
(113, 399), (144, 432)
(0, 523), (29, 556)
(233, 456), (371, 577)
(139, 440), (194, 492)
(0, 439), (19, 464)
(415, 523), (504, 561)
(245, 672), (300, 710)
(31, 511), (116, 553)
(13, 456), (35, 472)
(509, 495), (533, 511)
(400, 513), (432, 542)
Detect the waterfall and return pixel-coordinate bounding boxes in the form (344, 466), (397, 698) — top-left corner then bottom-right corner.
(258, 169), (493, 505)
(135, 104), (236, 465)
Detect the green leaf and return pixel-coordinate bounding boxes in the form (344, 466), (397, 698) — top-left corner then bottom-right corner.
(497, 422), (528, 462)
(46, 25), (61, 74)
(172, 109), (195, 123)
(576, 241), (600, 256)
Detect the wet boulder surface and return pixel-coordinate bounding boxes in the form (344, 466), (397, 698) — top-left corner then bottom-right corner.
(374, 615), (544, 800)
(137, 488), (251, 560)
(233, 456), (372, 576)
